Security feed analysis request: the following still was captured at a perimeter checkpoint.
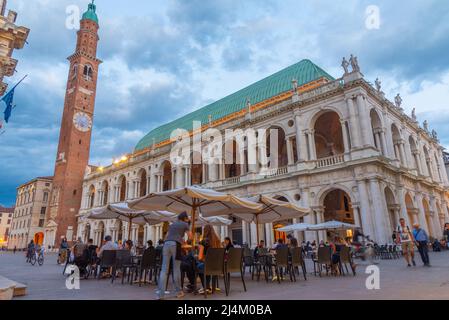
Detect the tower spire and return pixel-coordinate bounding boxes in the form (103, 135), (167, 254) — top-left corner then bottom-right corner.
(82, 0), (98, 24)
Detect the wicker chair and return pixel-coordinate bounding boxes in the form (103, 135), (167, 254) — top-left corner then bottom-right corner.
(313, 247), (332, 277)
(272, 247), (292, 283)
(137, 248), (158, 286)
(202, 248), (226, 298)
(290, 247), (307, 281)
(225, 248), (247, 296)
(96, 250), (116, 280)
(339, 246), (355, 276)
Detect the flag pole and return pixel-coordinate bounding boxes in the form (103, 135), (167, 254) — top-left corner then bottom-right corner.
(2, 75), (28, 98)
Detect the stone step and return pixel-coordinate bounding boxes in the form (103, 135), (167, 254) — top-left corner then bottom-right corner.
(13, 282), (27, 297)
(0, 275), (27, 300)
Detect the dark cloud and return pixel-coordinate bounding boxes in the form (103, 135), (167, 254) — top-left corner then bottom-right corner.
(1, 0), (449, 206)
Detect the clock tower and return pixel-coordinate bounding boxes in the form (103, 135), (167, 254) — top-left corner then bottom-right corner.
(45, 2), (101, 245)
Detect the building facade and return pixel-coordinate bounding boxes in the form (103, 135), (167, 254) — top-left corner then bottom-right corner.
(76, 58), (449, 248)
(0, 205), (13, 248)
(0, 0), (29, 96)
(44, 2), (101, 247)
(8, 177), (52, 250)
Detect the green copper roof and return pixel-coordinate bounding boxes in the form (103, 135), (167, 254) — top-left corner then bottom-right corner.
(135, 59), (334, 152)
(82, 2), (98, 24)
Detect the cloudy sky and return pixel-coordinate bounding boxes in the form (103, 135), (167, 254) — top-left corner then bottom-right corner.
(0, 0), (448, 206)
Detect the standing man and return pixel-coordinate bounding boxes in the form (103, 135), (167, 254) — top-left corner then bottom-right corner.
(157, 212), (191, 300)
(412, 224), (431, 267)
(396, 218), (416, 267)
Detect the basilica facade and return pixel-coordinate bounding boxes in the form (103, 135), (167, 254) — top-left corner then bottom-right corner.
(76, 59), (449, 248)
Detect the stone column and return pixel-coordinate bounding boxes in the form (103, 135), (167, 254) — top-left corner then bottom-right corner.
(294, 114), (306, 162)
(368, 178), (390, 243)
(306, 129), (316, 160)
(357, 180), (376, 240)
(250, 222), (258, 248)
(286, 137), (294, 165)
(351, 203), (362, 229)
(380, 130), (388, 156)
(430, 197), (442, 238)
(399, 141), (408, 168)
(356, 94), (374, 147)
(346, 97), (361, 148)
(340, 119), (350, 154)
(384, 121), (395, 160)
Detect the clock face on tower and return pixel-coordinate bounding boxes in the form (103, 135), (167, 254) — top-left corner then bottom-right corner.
(73, 112), (92, 132)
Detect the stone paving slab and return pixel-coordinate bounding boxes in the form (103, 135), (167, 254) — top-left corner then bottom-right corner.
(1, 251), (448, 300)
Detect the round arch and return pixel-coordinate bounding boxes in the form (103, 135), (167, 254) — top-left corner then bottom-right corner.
(137, 168), (147, 197)
(118, 175), (127, 202)
(161, 160), (172, 191)
(313, 111), (344, 159)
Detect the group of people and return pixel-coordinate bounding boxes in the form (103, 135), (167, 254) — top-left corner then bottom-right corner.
(395, 218), (449, 267)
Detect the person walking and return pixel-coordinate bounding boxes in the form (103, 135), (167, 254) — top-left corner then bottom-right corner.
(396, 218), (416, 267)
(157, 212), (191, 300)
(412, 223), (431, 267)
(13, 246), (16, 254)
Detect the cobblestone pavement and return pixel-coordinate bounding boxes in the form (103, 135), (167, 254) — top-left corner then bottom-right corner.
(1, 251), (448, 300)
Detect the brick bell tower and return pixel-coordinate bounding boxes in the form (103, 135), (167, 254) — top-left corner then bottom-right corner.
(45, 2), (101, 246)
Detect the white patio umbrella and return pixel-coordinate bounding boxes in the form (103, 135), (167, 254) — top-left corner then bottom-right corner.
(232, 195), (311, 243)
(197, 215), (233, 227)
(129, 186), (263, 245)
(307, 220), (357, 231)
(88, 203), (177, 239)
(277, 223), (314, 233)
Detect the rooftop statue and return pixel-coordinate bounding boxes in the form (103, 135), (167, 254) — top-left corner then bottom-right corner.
(423, 120), (429, 132)
(341, 57), (349, 75)
(375, 78), (381, 92)
(431, 130), (438, 140)
(292, 79), (298, 92)
(349, 54), (360, 73)
(394, 93), (402, 108)
(411, 108), (417, 121)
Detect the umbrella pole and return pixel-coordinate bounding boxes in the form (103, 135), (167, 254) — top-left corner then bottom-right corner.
(191, 202), (197, 247)
(256, 215), (260, 246)
(128, 218), (133, 241)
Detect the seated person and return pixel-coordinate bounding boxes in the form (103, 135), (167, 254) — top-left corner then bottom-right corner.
(97, 235), (118, 259)
(197, 225), (222, 294)
(223, 237), (234, 252)
(254, 240), (266, 259)
(86, 238), (98, 264)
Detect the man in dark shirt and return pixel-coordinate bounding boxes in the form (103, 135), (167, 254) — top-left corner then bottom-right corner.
(157, 212), (191, 300)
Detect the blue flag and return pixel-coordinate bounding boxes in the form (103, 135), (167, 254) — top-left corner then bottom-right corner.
(2, 75), (27, 123)
(2, 87), (15, 123)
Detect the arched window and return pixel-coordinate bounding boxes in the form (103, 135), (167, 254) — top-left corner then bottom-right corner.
(370, 109), (385, 155)
(409, 136), (420, 174)
(72, 64), (78, 79)
(88, 185), (95, 208)
(391, 124), (405, 165)
(83, 64), (93, 81)
(314, 111), (345, 159)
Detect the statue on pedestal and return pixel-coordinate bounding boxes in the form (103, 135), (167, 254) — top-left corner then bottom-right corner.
(349, 54), (360, 72)
(394, 94), (402, 108)
(341, 57), (349, 75)
(431, 130), (438, 140)
(375, 78), (382, 92)
(292, 79), (298, 93)
(411, 108), (417, 121)
(423, 120), (429, 132)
